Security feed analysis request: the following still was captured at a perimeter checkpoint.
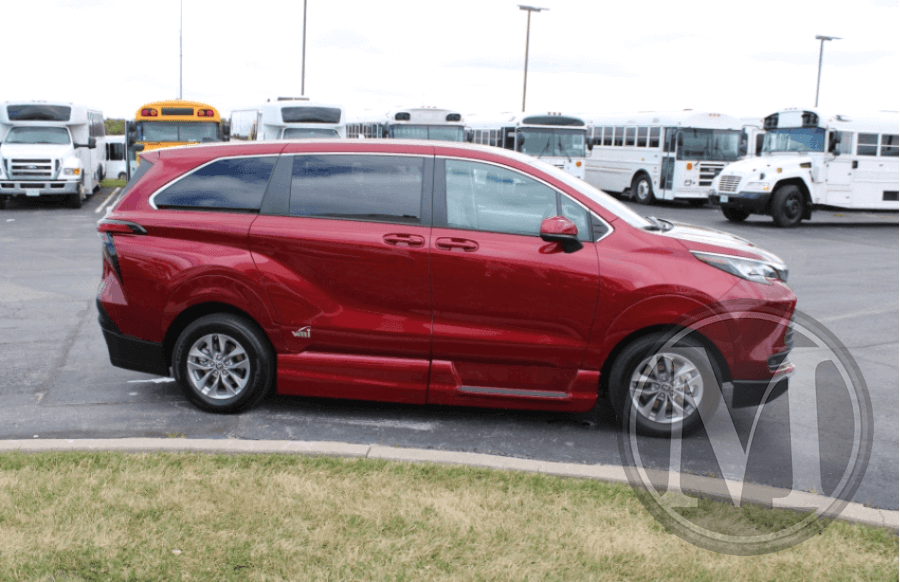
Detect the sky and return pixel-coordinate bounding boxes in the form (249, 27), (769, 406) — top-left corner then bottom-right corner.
(3, 0), (897, 121)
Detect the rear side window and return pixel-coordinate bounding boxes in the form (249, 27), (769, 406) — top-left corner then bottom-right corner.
(153, 156), (276, 210)
(290, 155), (425, 224)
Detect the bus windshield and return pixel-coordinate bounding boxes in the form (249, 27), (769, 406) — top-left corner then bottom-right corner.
(137, 122), (219, 143)
(677, 129), (742, 162)
(282, 127), (340, 139)
(517, 129), (586, 158)
(762, 128), (826, 153)
(5, 127), (70, 145)
(389, 125), (466, 142)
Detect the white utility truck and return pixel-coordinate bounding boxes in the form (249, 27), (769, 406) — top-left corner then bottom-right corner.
(710, 108), (898, 226)
(0, 101), (106, 208)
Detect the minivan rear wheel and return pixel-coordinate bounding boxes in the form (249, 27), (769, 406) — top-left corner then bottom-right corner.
(608, 333), (721, 437)
(172, 313), (274, 413)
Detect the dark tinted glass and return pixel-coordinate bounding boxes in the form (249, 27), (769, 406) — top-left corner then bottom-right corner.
(154, 156), (276, 210)
(282, 107), (342, 124)
(290, 155), (424, 224)
(7, 105), (71, 121)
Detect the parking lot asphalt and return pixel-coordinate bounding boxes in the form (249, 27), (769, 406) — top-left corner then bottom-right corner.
(0, 190), (897, 510)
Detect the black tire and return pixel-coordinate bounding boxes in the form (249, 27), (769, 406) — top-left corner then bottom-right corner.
(631, 174), (655, 205)
(172, 313), (275, 413)
(771, 185), (804, 227)
(68, 183), (84, 209)
(608, 333), (722, 437)
(722, 206), (750, 223)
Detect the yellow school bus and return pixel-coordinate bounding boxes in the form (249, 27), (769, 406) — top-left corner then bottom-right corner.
(128, 100), (227, 169)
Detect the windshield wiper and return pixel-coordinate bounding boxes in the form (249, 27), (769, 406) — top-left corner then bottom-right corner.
(558, 138), (572, 162)
(537, 139), (551, 159)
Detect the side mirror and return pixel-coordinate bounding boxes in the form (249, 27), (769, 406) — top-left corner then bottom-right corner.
(132, 144), (145, 153)
(465, 129), (474, 143)
(540, 216), (583, 253)
(221, 120), (231, 141)
(828, 132), (840, 155)
(88, 137), (97, 149)
(586, 140), (594, 152)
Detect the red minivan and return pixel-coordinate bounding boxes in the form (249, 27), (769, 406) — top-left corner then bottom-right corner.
(97, 140), (795, 436)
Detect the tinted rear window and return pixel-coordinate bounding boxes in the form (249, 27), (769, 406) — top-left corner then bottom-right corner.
(281, 107), (342, 124)
(7, 104), (71, 121)
(290, 155), (424, 224)
(153, 156), (276, 210)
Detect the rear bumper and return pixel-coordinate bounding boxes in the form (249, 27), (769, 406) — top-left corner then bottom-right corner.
(708, 190), (771, 214)
(97, 299), (169, 376)
(0, 180), (79, 196)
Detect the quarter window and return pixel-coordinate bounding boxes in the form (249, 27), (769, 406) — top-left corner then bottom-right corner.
(880, 134), (898, 157)
(154, 156), (276, 210)
(857, 133), (878, 156)
(290, 155), (424, 224)
(445, 160), (557, 237)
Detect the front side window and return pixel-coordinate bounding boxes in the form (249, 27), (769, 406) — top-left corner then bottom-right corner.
(290, 155), (424, 224)
(857, 133), (878, 156)
(445, 159), (557, 236)
(138, 122), (219, 143)
(282, 127), (340, 139)
(4, 127), (70, 144)
(881, 134), (899, 157)
(154, 156), (276, 210)
(763, 127), (827, 154)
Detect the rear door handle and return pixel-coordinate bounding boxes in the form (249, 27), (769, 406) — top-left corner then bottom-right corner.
(435, 237), (479, 252)
(383, 233), (425, 247)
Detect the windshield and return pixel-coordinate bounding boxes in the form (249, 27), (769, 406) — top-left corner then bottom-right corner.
(526, 156), (652, 229)
(762, 128), (826, 153)
(517, 129), (586, 158)
(388, 125), (466, 142)
(282, 127), (341, 139)
(5, 127), (70, 145)
(677, 129), (742, 161)
(137, 122), (219, 143)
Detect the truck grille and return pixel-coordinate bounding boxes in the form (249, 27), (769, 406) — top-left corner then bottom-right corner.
(718, 175), (741, 193)
(9, 159), (55, 179)
(698, 163), (726, 187)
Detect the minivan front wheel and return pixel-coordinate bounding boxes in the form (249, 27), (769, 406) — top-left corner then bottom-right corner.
(172, 314), (274, 413)
(609, 334), (721, 437)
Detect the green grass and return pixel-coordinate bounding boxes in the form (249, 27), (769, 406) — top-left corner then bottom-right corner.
(100, 179), (126, 189)
(0, 452), (895, 581)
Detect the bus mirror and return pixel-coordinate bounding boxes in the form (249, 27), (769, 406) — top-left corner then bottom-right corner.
(828, 132), (840, 155)
(465, 129), (474, 143)
(222, 120), (231, 141)
(88, 137), (97, 149)
(676, 131), (683, 147)
(586, 140), (593, 152)
(132, 144), (145, 153)
(739, 138), (748, 157)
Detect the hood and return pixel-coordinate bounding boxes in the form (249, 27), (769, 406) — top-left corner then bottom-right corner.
(0, 143), (74, 160)
(717, 154), (813, 176)
(660, 221), (786, 266)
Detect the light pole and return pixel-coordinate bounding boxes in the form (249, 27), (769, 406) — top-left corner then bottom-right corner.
(814, 35), (840, 107)
(518, 5), (547, 112)
(178, 0), (183, 99)
(301, 0), (308, 96)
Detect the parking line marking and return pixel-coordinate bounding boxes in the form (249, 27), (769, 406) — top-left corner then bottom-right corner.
(127, 378), (175, 384)
(95, 187), (121, 214)
(819, 305), (899, 323)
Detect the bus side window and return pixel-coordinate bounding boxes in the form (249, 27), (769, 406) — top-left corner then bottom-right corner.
(603, 127), (613, 146)
(614, 126), (624, 147)
(637, 127), (648, 148)
(649, 127), (660, 148)
(880, 134), (899, 157)
(857, 133), (878, 156)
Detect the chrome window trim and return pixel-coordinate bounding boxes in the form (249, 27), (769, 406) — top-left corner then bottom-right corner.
(437, 154), (614, 243)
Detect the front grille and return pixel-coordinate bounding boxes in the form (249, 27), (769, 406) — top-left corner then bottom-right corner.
(10, 158), (55, 179)
(718, 175), (741, 193)
(698, 163), (726, 187)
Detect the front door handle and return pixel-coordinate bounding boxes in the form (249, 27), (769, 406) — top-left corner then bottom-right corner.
(383, 233), (425, 247)
(435, 237), (479, 252)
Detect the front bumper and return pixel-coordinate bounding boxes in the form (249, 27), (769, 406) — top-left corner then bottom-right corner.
(708, 190), (771, 214)
(0, 180), (80, 196)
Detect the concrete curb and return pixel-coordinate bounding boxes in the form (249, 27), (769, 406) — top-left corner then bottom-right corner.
(1, 438), (896, 532)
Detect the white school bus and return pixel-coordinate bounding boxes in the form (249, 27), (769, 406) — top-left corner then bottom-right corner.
(583, 110), (745, 205)
(346, 107), (468, 142)
(467, 112), (587, 180)
(0, 101), (106, 208)
(231, 98), (346, 141)
(710, 108), (899, 226)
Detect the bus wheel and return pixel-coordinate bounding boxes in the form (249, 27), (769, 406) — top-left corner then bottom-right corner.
(722, 206), (750, 223)
(632, 175), (655, 205)
(68, 182), (85, 209)
(771, 185), (804, 227)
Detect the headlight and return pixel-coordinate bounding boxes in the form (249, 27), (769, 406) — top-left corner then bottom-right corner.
(692, 251), (788, 285)
(63, 168), (81, 176)
(744, 182), (770, 191)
